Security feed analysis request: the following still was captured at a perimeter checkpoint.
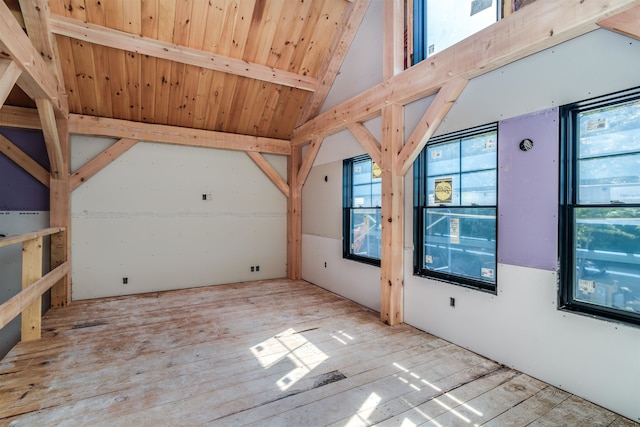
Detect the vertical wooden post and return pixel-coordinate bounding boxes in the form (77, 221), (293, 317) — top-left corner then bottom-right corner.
(50, 117), (70, 307)
(380, 104), (404, 325)
(21, 237), (43, 341)
(287, 145), (303, 280)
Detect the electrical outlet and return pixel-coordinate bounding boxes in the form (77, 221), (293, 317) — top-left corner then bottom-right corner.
(123, 277), (128, 285)
(449, 297), (455, 307)
(255, 265), (260, 272)
(250, 266), (255, 272)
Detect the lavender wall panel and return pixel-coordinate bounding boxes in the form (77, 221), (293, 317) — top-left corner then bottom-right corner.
(0, 128), (49, 211)
(498, 108), (559, 271)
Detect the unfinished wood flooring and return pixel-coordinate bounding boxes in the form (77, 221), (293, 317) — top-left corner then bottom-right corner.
(1, 279), (637, 426)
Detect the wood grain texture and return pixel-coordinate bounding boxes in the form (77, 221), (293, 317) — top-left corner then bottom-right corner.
(1, 279), (636, 426)
(0, 133), (50, 186)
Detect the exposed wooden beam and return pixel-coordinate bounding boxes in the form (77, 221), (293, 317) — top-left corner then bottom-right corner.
(380, 104), (404, 326)
(296, 136), (324, 188)
(70, 138), (139, 191)
(0, 59), (22, 107)
(246, 151), (290, 198)
(18, 0), (66, 85)
(36, 98), (64, 179)
(49, 15), (318, 92)
(296, 0), (370, 125)
(0, 1), (67, 115)
(292, 0), (640, 145)
(0, 105), (42, 129)
(287, 146), (303, 280)
(21, 236), (43, 341)
(598, 5), (640, 40)
(398, 78), (468, 176)
(68, 114), (292, 156)
(347, 122), (382, 167)
(0, 133), (50, 187)
(383, 0), (404, 79)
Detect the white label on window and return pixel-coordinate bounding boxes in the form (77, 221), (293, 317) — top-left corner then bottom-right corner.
(485, 139), (496, 150)
(610, 186), (640, 203)
(481, 268), (494, 279)
(354, 166), (362, 173)
(425, 255), (433, 264)
(428, 44), (435, 55)
(578, 279), (596, 293)
(586, 118), (607, 131)
(449, 218), (460, 244)
(354, 197), (364, 207)
(431, 150), (442, 159)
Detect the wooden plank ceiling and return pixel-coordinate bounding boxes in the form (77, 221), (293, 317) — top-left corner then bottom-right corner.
(5, 0), (354, 140)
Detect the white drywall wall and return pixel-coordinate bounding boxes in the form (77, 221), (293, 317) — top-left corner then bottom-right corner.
(302, 4), (640, 420)
(71, 137), (287, 300)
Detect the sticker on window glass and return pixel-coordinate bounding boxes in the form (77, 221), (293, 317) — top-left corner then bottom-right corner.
(578, 279), (596, 293)
(430, 149), (442, 159)
(610, 186), (640, 203)
(471, 0), (492, 16)
(425, 255), (433, 264)
(481, 268), (494, 279)
(354, 166), (362, 173)
(354, 197), (365, 207)
(434, 178), (453, 203)
(449, 217), (460, 244)
(371, 162), (382, 179)
(585, 118), (607, 131)
(484, 139), (496, 150)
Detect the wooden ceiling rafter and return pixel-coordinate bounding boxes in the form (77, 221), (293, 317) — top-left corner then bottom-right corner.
(296, 0), (370, 126)
(0, 59), (22, 107)
(68, 114), (291, 156)
(49, 15), (319, 93)
(0, 0), (67, 116)
(0, 105), (42, 129)
(292, 0), (640, 146)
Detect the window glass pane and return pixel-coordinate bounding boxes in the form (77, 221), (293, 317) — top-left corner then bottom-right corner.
(578, 99), (640, 159)
(461, 132), (497, 172)
(461, 170), (496, 206)
(422, 207), (496, 284)
(427, 175), (460, 206)
(578, 154), (640, 204)
(427, 141), (460, 177)
(350, 208), (382, 259)
(573, 207), (640, 314)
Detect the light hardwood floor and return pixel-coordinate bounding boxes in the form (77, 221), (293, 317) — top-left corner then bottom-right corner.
(1, 279), (638, 426)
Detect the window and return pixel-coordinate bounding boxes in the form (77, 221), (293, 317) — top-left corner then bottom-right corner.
(413, 0), (499, 64)
(414, 124), (498, 292)
(343, 155), (382, 265)
(560, 88), (640, 326)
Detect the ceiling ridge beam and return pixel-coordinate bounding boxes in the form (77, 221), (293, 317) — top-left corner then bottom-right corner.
(68, 114), (291, 156)
(292, 0), (640, 145)
(49, 14), (318, 92)
(0, 1), (67, 115)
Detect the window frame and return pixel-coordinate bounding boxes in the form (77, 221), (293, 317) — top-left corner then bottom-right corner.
(343, 154), (382, 267)
(559, 87), (640, 327)
(414, 123), (499, 293)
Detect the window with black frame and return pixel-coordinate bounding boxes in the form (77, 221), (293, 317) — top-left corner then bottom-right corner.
(414, 124), (498, 292)
(343, 155), (382, 265)
(560, 88), (640, 326)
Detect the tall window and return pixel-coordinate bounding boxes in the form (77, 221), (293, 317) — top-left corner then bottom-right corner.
(413, 0), (498, 64)
(560, 88), (640, 326)
(414, 124), (498, 292)
(343, 155), (382, 265)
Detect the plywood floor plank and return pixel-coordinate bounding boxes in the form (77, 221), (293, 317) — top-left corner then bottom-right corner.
(1, 279), (637, 427)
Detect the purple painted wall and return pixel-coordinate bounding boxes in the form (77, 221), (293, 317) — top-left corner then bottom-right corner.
(0, 128), (49, 211)
(497, 108), (559, 271)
